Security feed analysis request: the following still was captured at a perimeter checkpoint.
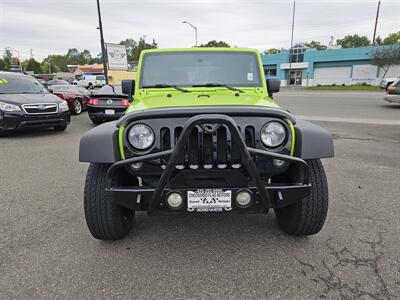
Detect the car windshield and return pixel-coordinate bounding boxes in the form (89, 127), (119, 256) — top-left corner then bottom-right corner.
(140, 51), (262, 88)
(0, 74), (48, 94)
(51, 85), (70, 92)
(97, 85), (123, 95)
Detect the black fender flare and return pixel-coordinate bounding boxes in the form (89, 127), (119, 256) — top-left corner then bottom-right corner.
(293, 120), (334, 159)
(79, 121), (120, 163)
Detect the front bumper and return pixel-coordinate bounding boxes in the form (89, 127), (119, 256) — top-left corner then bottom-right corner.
(106, 114), (311, 213)
(87, 105), (125, 121)
(0, 110), (70, 132)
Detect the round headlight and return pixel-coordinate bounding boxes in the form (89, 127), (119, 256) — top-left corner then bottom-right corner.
(261, 121), (286, 148)
(128, 124), (154, 150)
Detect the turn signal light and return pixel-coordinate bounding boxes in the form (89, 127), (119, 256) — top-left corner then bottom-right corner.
(121, 99), (130, 106)
(88, 98), (100, 105)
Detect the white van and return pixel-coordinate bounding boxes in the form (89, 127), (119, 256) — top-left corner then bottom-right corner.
(73, 74), (106, 89)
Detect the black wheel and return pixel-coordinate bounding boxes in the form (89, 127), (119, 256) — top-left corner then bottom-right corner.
(84, 163), (135, 240)
(88, 83), (94, 89)
(275, 159), (328, 236)
(72, 99), (82, 115)
(54, 125), (67, 131)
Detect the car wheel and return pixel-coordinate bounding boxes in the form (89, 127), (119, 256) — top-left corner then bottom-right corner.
(88, 83), (94, 89)
(84, 163), (135, 240)
(54, 125), (67, 131)
(73, 99), (82, 115)
(274, 159), (328, 236)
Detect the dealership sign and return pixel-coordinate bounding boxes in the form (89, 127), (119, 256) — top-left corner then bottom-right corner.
(351, 65), (378, 84)
(106, 43), (128, 70)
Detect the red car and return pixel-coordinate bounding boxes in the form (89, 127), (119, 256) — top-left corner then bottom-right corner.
(50, 85), (90, 114)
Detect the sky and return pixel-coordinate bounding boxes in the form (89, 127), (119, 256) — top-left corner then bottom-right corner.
(0, 0), (399, 61)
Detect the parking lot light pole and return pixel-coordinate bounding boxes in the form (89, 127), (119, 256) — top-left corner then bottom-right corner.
(96, 0), (108, 84)
(182, 21), (198, 47)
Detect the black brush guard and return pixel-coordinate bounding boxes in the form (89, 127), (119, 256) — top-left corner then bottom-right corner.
(106, 114), (311, 212)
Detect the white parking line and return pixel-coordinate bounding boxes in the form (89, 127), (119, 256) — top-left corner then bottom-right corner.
(297, 115), (400, 126)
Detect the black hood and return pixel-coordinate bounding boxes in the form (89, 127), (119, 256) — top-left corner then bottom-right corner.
(0, 93), (62, 105)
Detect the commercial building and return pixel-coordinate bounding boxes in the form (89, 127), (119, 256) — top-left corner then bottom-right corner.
(261, 44), (400, 86)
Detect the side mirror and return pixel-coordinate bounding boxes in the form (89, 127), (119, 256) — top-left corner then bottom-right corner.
(266, 77), (281, 97)
(48, 88), (53, 93)
(122, 80), (135, 100)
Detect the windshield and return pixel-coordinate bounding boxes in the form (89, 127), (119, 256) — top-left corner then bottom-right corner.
(0, 74), (48, 94)
(140, 51), (262, 88)
(97, 85), (123, 95)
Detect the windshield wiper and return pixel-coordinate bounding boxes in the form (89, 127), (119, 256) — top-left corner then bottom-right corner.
(142, 84), (191, 93)
(192, 83), (244, 93)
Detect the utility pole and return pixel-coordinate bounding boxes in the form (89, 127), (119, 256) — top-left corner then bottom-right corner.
(30, 49), (33, 59)
(287, 1), (296, 86)
(372, 0), (381, 45)
(96, 0), (108, 84)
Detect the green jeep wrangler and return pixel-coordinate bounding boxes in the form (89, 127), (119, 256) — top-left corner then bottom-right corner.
(79, 48), (334, 240)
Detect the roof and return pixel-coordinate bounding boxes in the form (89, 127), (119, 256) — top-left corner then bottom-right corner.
(77, 67), (104, 73)
(141, 48), (260, 55)
(0, 71), (30, 77)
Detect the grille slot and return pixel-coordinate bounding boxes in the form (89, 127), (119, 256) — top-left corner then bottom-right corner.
(22, 103), (58, 115)
(161, 124), (255, 168)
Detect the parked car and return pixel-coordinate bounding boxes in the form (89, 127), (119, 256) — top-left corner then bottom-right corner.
(50, 85), (90, 114)
(384, 79), (400, 104)
(45, 79), (70, 87)
(73, 74), (106, 89)
(0, 72), (70, 136)
(87, 85), (130, 124)
(380, 76), (400, 90)
(79, 48), (334, 241)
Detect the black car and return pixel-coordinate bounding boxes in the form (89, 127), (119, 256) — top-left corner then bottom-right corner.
(0, 72), (70, 136)
(87, 85), (130, 124)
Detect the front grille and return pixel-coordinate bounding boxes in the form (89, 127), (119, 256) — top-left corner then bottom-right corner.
(160, 125), (256, 168)
(22, 103), (58, 115)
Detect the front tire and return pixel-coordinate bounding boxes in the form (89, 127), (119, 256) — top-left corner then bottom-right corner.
(275, 159), (328, 236)
(72, 99), (82, 115)
(84, 163), (135, 240)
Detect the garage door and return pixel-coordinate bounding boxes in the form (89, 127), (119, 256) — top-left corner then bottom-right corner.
(314, 66), (352, 86)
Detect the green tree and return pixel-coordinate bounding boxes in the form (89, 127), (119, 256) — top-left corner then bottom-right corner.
(199, 40), (230, 48)
(0, 59), (6, 70)
(41, 55), (68, 73)
(24, 58), (42, 74)
(79, 49), (93, 64)
(336, 34), (371, 48)
(264, 48), (280, 54)
(120, 37), (158, 62)
(374, 36), (383, 45)
(2, 49), (13, 70)
(304, 40), (327, 50)
(372, 44), (400, 78)
(383, 31), (400, 45)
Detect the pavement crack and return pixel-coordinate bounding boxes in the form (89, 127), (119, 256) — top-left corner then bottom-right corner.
(295, 232), (394, 299)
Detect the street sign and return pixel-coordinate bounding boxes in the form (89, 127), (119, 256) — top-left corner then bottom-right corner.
(106, 43), (128, 70)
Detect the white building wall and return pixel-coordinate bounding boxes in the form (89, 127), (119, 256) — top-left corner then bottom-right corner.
(313, 66), (352, 86)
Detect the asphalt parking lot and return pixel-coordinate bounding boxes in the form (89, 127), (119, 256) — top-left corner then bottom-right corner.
(1, 90), (399, 299)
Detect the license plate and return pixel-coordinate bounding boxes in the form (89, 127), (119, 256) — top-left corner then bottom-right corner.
(105, 109), (115, 115)
(187, 189), (231, 212)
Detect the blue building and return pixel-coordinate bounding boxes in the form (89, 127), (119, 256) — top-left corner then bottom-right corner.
(261, 44), (400, 86)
